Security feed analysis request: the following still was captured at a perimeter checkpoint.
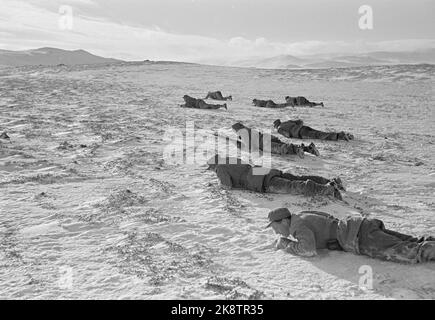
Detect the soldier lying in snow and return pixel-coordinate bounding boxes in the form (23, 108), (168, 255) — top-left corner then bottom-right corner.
(231, 122), (320, 158)
(252, 99), (290, 108)
(285, 96), (324, 107)
(274, 119), (354, 141)
(267, 208), (435, 264)
(180, 95), (227, 110)
(207, 155), (344, 200)
(205, 91), (232, 101)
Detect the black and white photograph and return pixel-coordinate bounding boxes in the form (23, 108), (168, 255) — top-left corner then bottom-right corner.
(0, 0), (434, 303)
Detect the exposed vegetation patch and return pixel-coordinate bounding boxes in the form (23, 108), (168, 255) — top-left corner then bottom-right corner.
(205, 276), (265, 300)
(107, 232), (213, 286)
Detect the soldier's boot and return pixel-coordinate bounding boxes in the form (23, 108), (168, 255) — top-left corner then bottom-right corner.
(417, 236), (435, 243)
(331, 177), (345, 191)
(417, 241), (435, 262)
(303, 143), (320, 156)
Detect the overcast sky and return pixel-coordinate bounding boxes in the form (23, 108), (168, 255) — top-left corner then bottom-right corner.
(1, 0), (434, 62)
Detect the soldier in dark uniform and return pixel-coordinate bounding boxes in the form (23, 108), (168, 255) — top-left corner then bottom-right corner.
(274, 119), (354, 141)
(180, 95), (227, 110)
(285, 96), (324, 107)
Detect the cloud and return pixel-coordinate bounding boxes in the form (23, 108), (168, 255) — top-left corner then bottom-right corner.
(1, 0), (434, 63)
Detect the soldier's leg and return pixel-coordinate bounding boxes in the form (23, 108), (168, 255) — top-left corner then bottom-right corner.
(311, 102), (324, 107)
(197, 100), (225, 109)
(198, 101), (220, 109)
(308, 102), (325, 107)
(202, 105), (221, 109)
(270, 141), (285, 154)
(266, 177), (338, 198)
(359, 219), (435, 263)
(281, 172), (330, 185)
(299, 126), (339, 141)
(382, 227), (419, 242)
(269, 134), (302, 157)
(285, 144), (305, 157)
(275, 103), (290, 108)
(265, 101), (279, 108)
(274, 143), (304, 158)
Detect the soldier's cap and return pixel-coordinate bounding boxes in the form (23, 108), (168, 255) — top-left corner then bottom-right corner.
(265, 208), (292, 228)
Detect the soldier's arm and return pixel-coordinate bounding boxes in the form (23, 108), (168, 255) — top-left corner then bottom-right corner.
(275, 103), (289, 108)
(282, 225), (317, 257)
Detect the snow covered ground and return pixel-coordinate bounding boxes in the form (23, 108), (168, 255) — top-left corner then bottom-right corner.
(0, 62), (434, 299)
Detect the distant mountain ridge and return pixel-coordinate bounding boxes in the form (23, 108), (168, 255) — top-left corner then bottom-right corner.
(229, 48), (435, 69)
(0, 47), (122, 66)
(1, 46), (434, 69)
